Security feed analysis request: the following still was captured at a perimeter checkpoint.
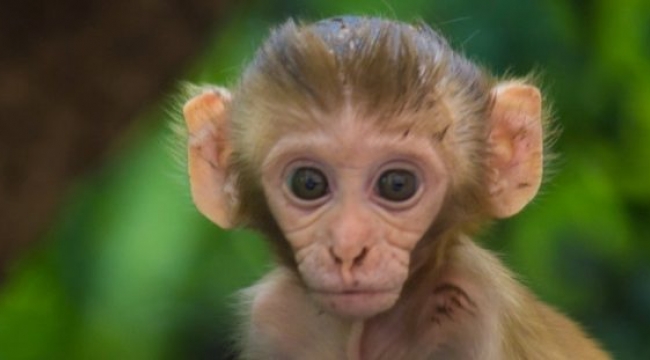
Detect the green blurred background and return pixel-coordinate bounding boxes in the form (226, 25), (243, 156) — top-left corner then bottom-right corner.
(1, 0), (650, 359)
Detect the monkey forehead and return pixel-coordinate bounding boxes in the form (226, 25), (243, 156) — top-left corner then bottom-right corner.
(259, 121), (446, 173)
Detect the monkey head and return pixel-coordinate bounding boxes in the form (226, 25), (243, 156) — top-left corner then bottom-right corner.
(182, 17), (544, 319)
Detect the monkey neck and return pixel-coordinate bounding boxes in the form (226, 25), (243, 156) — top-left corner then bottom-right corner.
(346, 321), (365, 360)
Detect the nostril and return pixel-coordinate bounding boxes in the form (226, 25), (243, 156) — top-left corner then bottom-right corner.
(329, 246), (369, 267)
(329, 247), (342, 264)
(353, 247), (368, 266)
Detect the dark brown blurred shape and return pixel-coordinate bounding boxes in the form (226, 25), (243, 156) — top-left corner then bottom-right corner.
(0, 0), (231, 276)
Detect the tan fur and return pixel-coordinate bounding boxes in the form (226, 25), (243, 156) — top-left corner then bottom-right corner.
(181, 16), (610, 360)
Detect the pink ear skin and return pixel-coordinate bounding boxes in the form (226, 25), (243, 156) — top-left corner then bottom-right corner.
(487, 83), (543, 218)
(183, 88), (236, 228)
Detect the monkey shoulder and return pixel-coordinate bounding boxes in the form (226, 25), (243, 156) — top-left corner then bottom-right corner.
(237, 268), (348, 360)
(421, 238), (611, 359)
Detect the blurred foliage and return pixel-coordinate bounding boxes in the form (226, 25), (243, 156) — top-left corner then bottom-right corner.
(1, 0), (650, 359)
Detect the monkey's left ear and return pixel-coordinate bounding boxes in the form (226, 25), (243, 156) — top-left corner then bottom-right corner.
(183, 87), (237, 228)
(487, 83), (543, 218)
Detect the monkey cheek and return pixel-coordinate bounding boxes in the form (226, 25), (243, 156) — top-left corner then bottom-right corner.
(311, 290), (401, 320)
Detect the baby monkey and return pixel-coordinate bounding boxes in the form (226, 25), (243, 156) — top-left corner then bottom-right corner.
(182, 16), (610, 359)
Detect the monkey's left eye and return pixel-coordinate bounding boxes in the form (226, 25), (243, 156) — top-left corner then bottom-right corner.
(288, 167), (329, 200)
(376, 169), (418, 202)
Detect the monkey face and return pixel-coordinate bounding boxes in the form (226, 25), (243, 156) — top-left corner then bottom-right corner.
(261, 119), (449, 319)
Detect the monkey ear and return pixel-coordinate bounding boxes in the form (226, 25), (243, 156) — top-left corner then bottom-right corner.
(183, 87), (237, 228)
(487, 82), (543, 218)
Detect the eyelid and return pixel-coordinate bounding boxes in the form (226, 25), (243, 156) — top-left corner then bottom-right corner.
(371, 160), (424, 186)
(282, 160), (332, 185)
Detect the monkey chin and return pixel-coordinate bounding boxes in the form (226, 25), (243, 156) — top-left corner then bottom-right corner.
(311, 290), (401, 319)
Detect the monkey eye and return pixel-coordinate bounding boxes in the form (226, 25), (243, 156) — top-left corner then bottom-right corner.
(376, 169), (418, 202)
(288, 167), (329, 200)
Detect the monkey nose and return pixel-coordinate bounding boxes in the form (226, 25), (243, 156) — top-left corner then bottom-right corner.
(329, 245), (368, 266)
(329, 245), (369, 285)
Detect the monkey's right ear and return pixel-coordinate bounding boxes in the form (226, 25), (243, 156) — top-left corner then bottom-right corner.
(183, 88), (237, 229)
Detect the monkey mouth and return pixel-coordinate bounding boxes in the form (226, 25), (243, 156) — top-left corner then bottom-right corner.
(311, 289), (400, 319)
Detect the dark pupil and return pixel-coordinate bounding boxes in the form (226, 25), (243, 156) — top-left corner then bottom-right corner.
(378, 170), (417, 201)
(290, 167), (328, 200)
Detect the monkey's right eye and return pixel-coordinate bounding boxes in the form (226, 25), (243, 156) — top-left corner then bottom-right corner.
(288, 167), (329, 200)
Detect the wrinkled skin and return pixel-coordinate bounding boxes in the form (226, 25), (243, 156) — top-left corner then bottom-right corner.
(261, 119), (448, 318)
